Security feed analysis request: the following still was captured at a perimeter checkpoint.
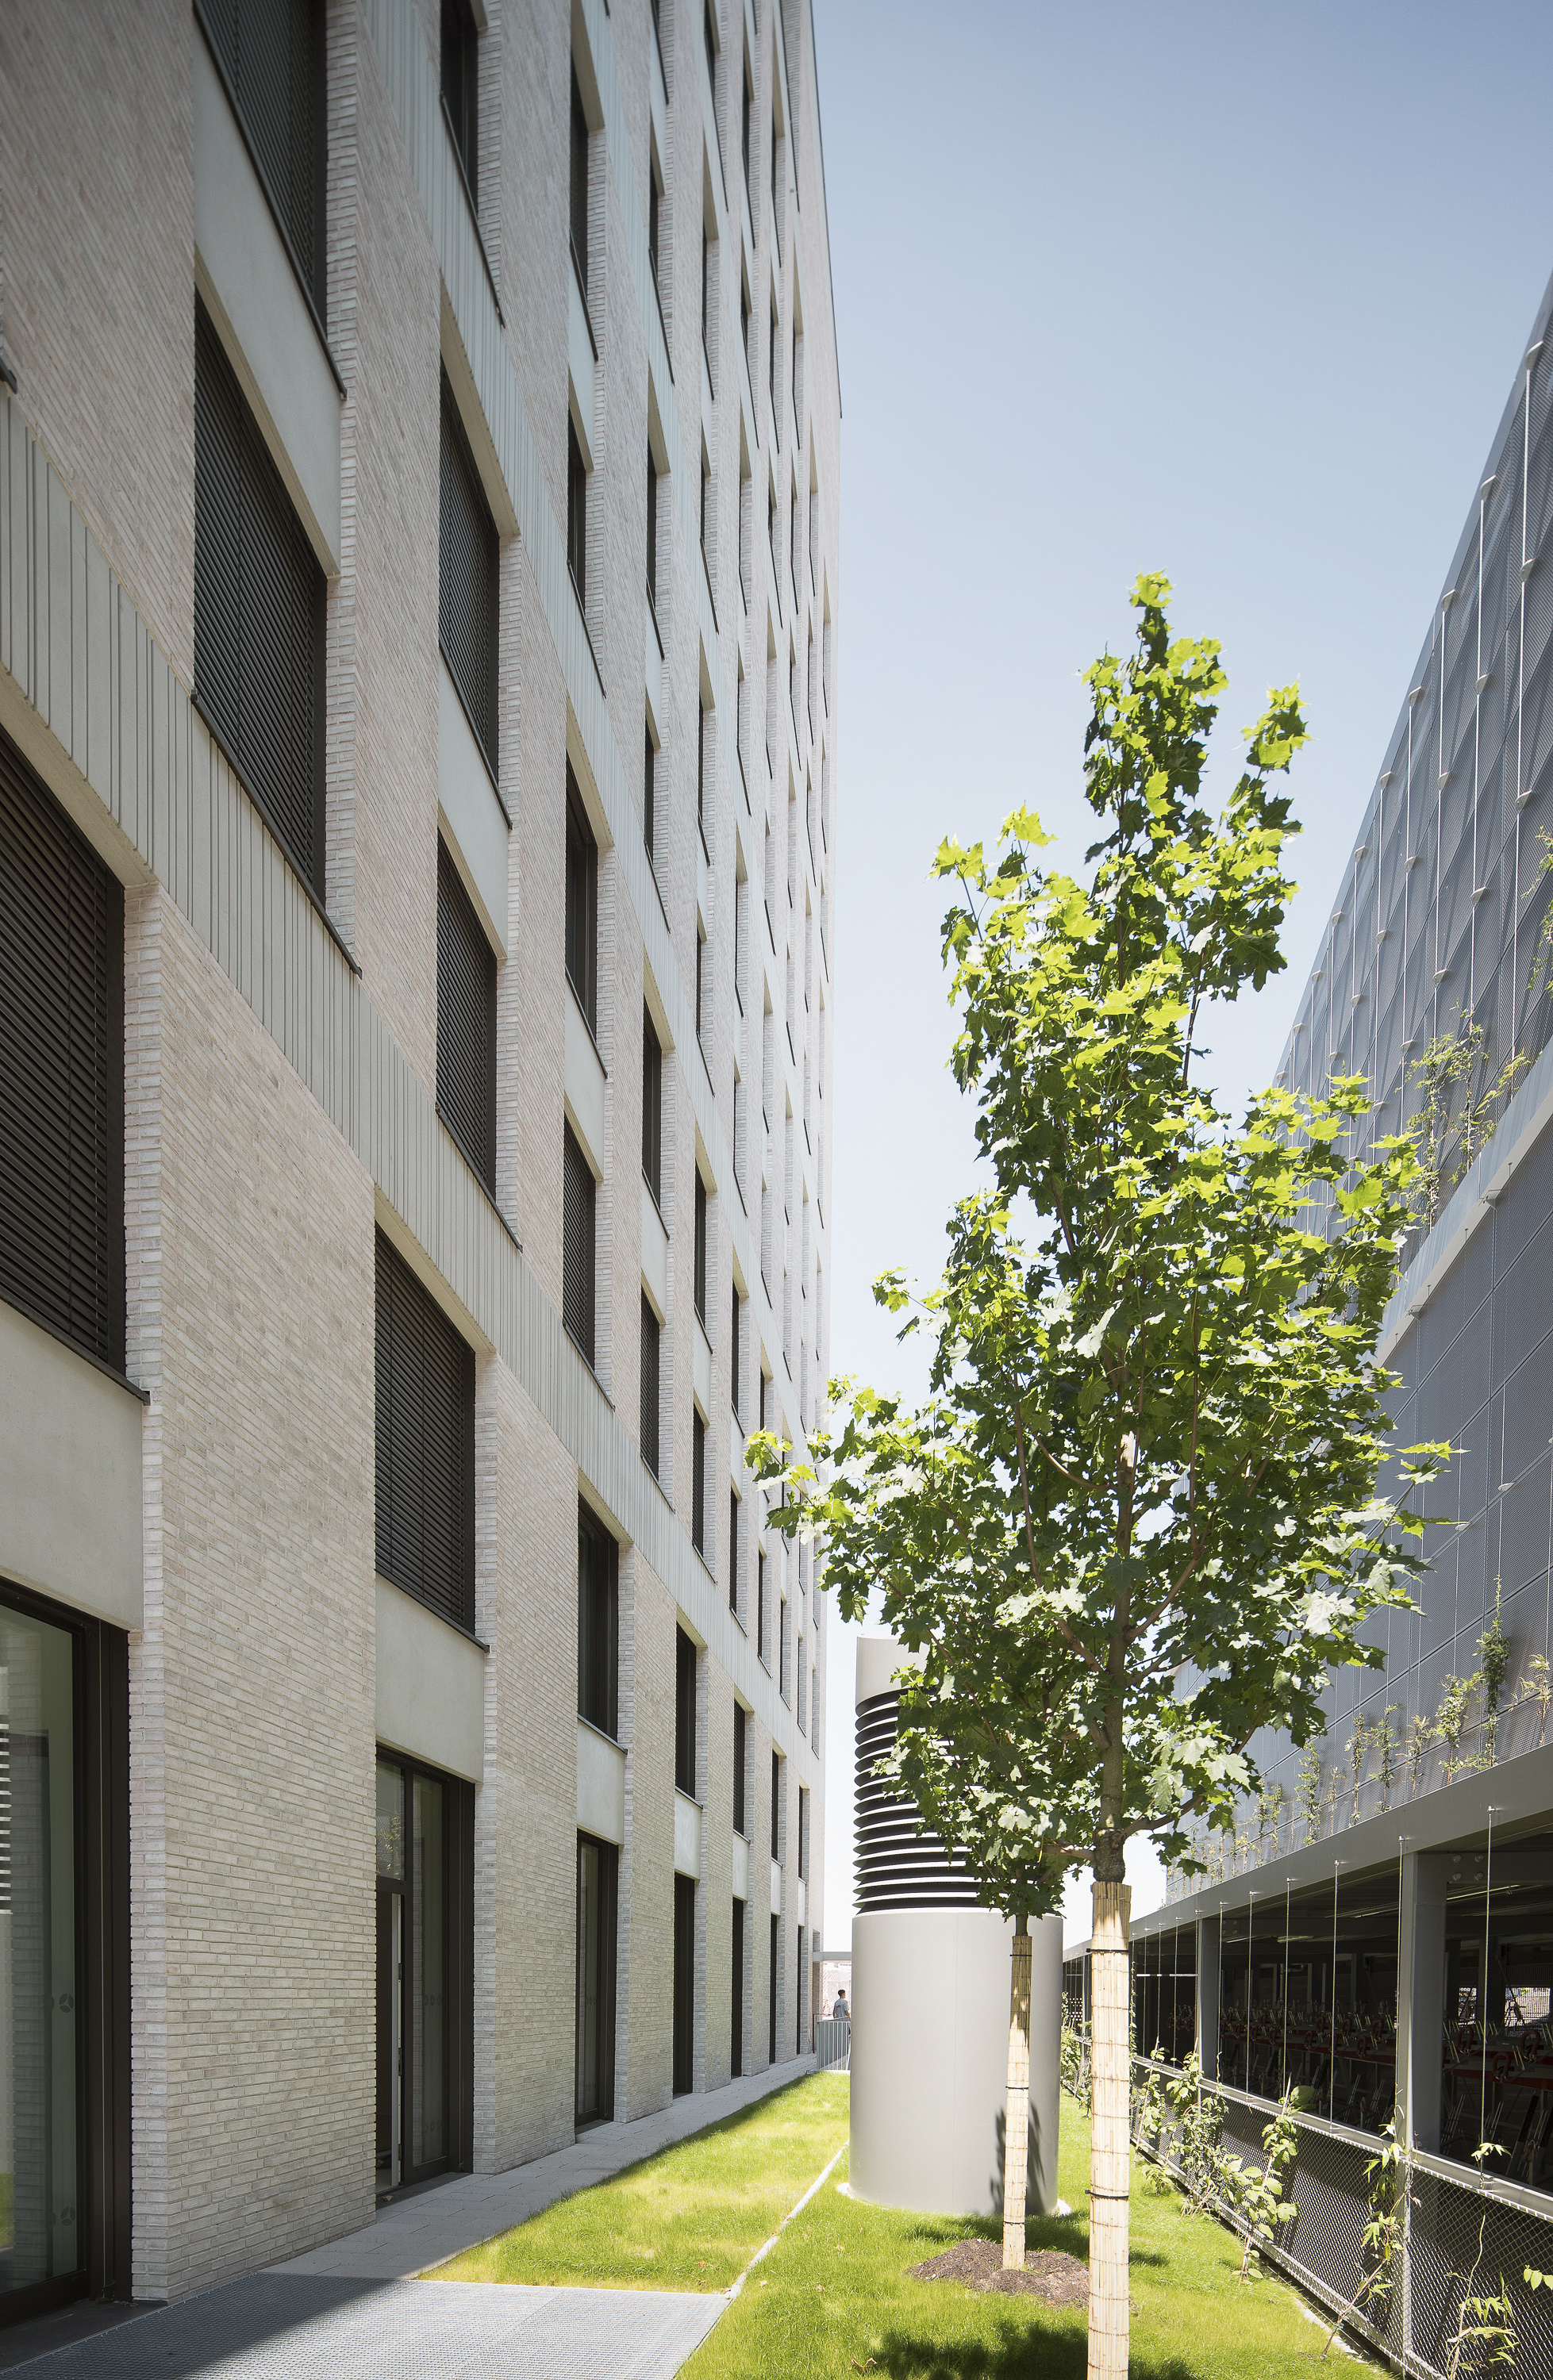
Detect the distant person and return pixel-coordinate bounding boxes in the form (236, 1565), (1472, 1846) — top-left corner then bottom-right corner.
(833, 1987), (849, 2025)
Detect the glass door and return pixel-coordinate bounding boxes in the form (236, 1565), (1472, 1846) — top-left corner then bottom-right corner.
(375, 1754), (467, 2197)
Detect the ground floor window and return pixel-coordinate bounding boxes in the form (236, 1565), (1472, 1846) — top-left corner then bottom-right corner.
(769, 1914), (778, 2064)
(731, 1899), (744, 2079)
(0, 1576), (129, 2325)
(375, 1753), (473, 2196)
(575, 1834), (617, 2129)
(673, 1876), (696, 2095)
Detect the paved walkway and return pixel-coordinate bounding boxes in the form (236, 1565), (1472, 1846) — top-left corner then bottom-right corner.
(10, 2055), (817, 2375)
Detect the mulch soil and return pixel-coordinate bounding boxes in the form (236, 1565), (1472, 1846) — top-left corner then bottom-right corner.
(909, 2238), (1090, 2305)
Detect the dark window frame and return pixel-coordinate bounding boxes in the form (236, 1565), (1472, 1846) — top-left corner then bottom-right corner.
(640, 1291), (662, 1476)
(440, 369), (501, 775)
(377, 1750), (476, 2193)
(562, 1122), (598, 1366)
(436, 839), (498, 1192)
(440, 0), (480, 202)
(673, 1873), (696, 2094)
(676, 1627), (699, 1796)
(575, 1831), (618, 2128)
(691, 1408), (707, 1555)
(733, 1701), (748, 1836)
(642, 1005), (663, 1203)
(567, 416), (589, 611)
(694, 1173), (709, 1322)
(570, 63), (590, 286)
(565, 765), (599, 1034)
(578, 1503), (620, 1738)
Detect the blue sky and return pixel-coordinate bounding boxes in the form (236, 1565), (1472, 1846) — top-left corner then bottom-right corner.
(813, 0), (1553, 1948)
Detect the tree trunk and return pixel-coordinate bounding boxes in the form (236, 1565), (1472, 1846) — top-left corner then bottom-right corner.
(1002, 1917), (1032, 2270)
(1087, 1877), (1132, 2380)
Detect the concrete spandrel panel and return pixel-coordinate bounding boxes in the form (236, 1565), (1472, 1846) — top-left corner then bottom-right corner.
(439, 658), (509, 957)
(674, 1790), (702, 1879)
(0, 1299), (142, 1630)
(375, 1576), (486, 1783)
(732, 1830), (750, 1899)
(565, 991), (607, 1177)
(577, 1721), (625, 1847)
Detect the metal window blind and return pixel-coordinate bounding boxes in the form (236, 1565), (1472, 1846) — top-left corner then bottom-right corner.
(563, 1123), (596, 1364)
(641, 1006), (662, 1200)
(570, 67), (589, 282)
(196, 0), (326, 316)
(675, 1630), (698, 1795)
(0, 729), (125, 1371)
(436, 841), (496, 1191)
(565, 768), (598, 1031)
(577, 1505), (618, 1737)
(691, 1410), (706, 1553)
(194, 300), (325, 896)
(375, 1230), (475, 1632)
(733, 1704), (746, 1835)
(694, 1176), (708, 1321)
(439, 372), (499, 774)
(440, 0), (479, 198)
(640, 1292), (660, 1476)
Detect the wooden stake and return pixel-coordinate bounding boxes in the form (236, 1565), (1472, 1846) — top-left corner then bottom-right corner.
(1002, 1917), (1032, 2270)
(1088, 1879), (1132, 2380)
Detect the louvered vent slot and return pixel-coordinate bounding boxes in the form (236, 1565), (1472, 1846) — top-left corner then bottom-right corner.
(196, 0), (327, 315)
(855, 1691), (981, 1910)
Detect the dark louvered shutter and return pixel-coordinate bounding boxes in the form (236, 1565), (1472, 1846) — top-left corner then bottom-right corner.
(563, 1123), (596, 1365)
(640, 1292), (660, 1476)
(570, 67), (590, 282)
(436, 841), (496, 1191)
(439, 373), (499, 772)
(375, 1230), (475, 1631)
(0, 731), (124, 1371)
(194, 301), (325, 896)
(196, 0), (327, 315)
(691, 1409), (706, 1553)
(440, 0), (479, 198)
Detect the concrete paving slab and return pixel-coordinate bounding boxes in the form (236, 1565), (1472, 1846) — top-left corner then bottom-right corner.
(7, 2276), (722, 2379)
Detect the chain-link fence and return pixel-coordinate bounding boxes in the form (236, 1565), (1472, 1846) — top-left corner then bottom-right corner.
(1125, 2054), (1553, 2377)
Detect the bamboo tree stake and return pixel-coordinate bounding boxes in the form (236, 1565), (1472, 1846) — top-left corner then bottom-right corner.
(1002, 1916), (1032, 2270)
(1088, 1879), (1132, 2380)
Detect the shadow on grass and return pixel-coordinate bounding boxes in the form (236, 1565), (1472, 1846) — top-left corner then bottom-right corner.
(871, 2328), (1201, 2380)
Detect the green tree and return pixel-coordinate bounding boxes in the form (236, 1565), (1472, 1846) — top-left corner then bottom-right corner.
(750, 578), (1445, 2380)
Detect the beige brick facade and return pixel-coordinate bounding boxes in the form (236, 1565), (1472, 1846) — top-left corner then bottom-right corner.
(0, 0), (837, 2302)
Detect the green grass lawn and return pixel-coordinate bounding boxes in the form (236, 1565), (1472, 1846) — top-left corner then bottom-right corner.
(684, 2094), (1376, 2380)
(438, 2071), (1373, 2378)
(436, 2071), (851, 2294)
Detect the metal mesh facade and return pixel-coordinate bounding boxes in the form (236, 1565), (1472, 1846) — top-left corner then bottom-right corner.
(1128, 2057), (1553, 2378)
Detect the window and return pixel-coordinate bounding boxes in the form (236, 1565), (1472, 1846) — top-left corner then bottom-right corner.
(740, 274), (751, 387)
(733, 1702), (747, 1834)
(375, 1230), (475, 1632)
(769, 1913), (778, 2062)
(770, 107), (779, 253)
(700, 440), (711, 568)
(790, 482), (799, 605)
(695, 927), (705, 1045)
(768, 288), (778, 422)
(780, 1591), (790, 1703)
(563, 1123), (597, 1364)
(771, 1749), (780, 1858)
(194, 300), (325, 896)
(441, 0), (479, 200)
(798, 1633), (805, 1732)
(567, 418), (588, 608)
(0, 730), (124, 1371)
(697, 704), (708, 832)
(376, 1755), (475, 2190)
(729, 1487), (743, 1612)
(756, 1549), (766, 1663)
(436, 840), (496, 1191)
(646, 449), (659, 614)
(730, 1285), (743, 1418)
(731, 1898), (744, 2079)
(575, 1833), (617, 2126)
(642, 1004), (663, 1202)
(798, 1786), (809, 1880)
(701, 225), (710, 367)
(676, 1627), (698, 1795)
(767, 475), (778, 574)
(196, 0), (326, 314)
(703, 0), (717, 85)
(648, 153), (663, 301)
(640, 1292), (661, 1475)
(570, 65), (590, 283)
(644, 724), (657, 866)
(759, 1368), (767, 1429)
(741, 47), (752, 188)
(691, 1409), (706, 1554)
(577, 1503), (619, 1737)
(565, 766), (598, 1033)
(694, 1173), (709, 1322)
(673, 1874), (695, 2094)
(439, 374), (500, 773)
